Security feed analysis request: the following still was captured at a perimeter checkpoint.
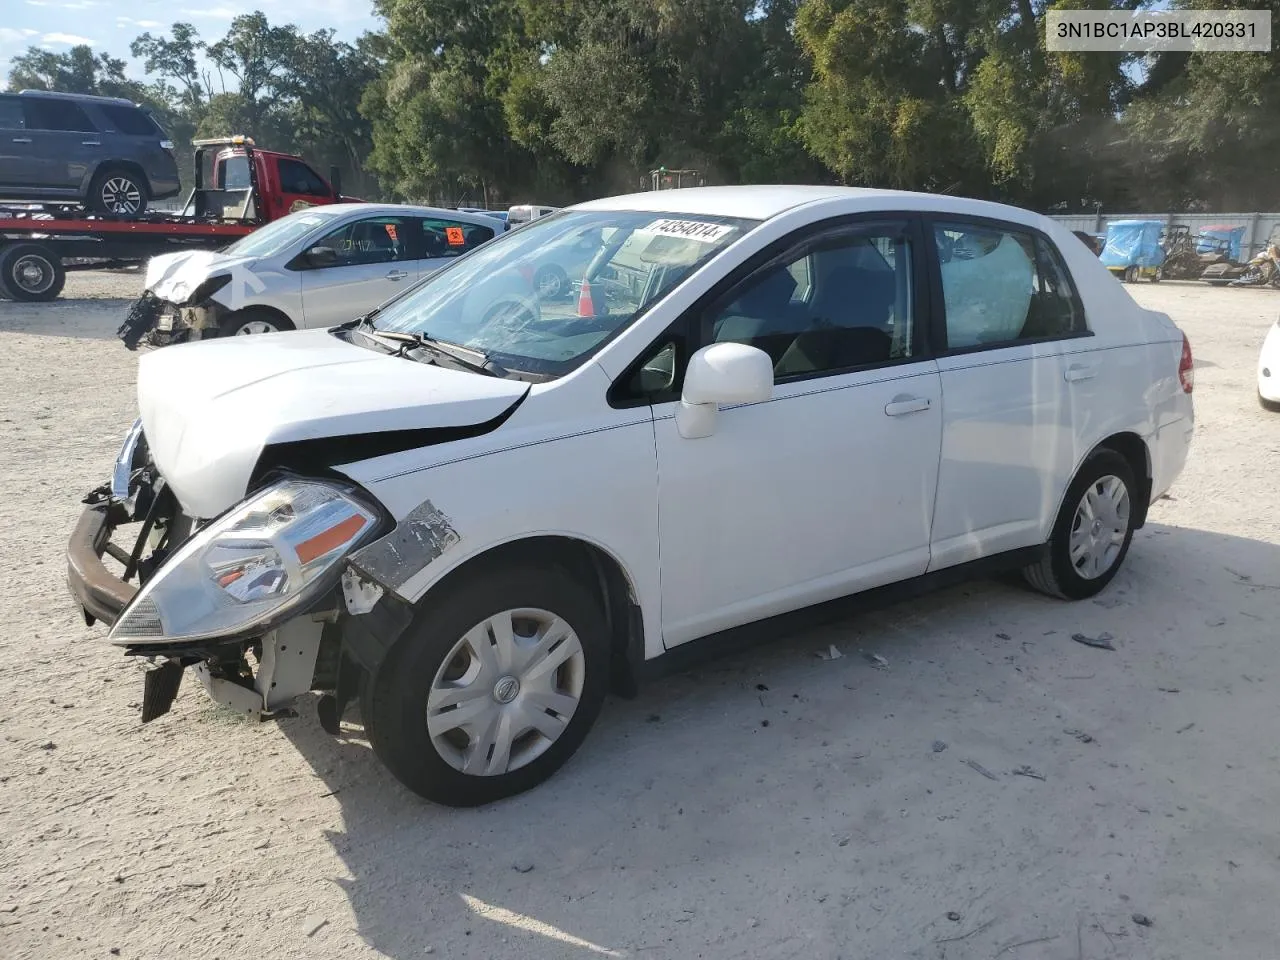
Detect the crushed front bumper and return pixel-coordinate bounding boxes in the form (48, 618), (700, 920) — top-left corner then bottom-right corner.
(66, 499), (138, 627)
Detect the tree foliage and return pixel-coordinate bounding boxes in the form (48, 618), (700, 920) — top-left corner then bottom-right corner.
(6, 0), (1280, 210)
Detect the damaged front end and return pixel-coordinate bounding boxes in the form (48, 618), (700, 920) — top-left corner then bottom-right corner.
(67, 419), (411, 728)
(117, 276), (232, 351)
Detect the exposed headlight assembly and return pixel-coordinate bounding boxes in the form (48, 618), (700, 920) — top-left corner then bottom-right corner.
(110, 479), (383, 646)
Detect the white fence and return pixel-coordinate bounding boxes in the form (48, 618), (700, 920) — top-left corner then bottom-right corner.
(1049, 212), (1280, 259)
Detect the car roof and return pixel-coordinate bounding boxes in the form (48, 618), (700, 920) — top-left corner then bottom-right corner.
(572, 185), (1053, 229)
(15, 89), (137, 107)
(304, 202), (507, 224)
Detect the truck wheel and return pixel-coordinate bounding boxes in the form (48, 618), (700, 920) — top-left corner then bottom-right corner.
(0, 244), (66, 302)
(217, 309), (295, 337)
(365, 562), (610, 806)
(1023, 449), (1137, 601)
(88, 167), (148, 215)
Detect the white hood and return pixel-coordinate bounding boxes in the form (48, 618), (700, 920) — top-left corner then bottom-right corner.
(137, 330), (528, 518)
(144, 249), (254, 303)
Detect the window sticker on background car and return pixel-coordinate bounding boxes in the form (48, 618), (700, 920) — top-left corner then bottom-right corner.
(647, 219), (736, 243)
(445, 226), (466, 246)
(385, 223), (398, 242)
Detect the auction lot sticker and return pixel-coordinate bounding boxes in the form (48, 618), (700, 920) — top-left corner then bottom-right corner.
(647, 219), (736, 243)
(1047, 10), (1271, 52)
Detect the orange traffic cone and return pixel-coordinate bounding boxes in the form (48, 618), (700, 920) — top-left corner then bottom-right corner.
(577, 279), (595, 317)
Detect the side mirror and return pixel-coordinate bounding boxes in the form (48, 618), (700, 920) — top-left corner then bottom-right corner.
(676, 342), (773, 439)
(305, 245), (338, 268)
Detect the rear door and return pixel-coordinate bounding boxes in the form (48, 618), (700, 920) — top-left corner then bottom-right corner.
(416, 216), (498, 277)
(19, 98), (101, 192)
(924, 217), (1091, 570)
(0, 95), (39, 190)
(298, 213), (422, 327)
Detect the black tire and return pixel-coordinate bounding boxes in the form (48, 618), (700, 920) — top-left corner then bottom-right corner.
(1260, 391), (1280, 413)
(88, 166), (148, 215)
(1123, 266), (1137, 283)
(534, 263), (569, 299)
(365, 562), (609, 806)
(217, 309), (295, 337)
(1023, 449), (1138, 601)
(0, 244), (66, 302)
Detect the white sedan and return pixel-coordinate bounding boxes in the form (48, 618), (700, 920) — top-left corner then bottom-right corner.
(69, 186), (1194, 806)
(129, 203), (506, 343)
(1259, 315), (1280, 410)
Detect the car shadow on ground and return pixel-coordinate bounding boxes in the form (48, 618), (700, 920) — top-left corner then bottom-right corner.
(276, 521), (1280, 959)
(0, 298), (134, 341)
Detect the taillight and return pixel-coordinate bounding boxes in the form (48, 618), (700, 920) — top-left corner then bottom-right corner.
(1178, 331), (1194, 393)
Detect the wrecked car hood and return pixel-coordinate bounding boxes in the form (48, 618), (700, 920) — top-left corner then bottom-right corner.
(144, 249), (255, 304)
(136, 330), (528, 519)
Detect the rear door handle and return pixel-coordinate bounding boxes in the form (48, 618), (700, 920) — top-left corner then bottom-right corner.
(1065, 363), (1097, 383)
(884, 395), (932, 417)
(386, 270), (409, 280)
(12, 137), (32, 144)
(81, 140), (101, 146)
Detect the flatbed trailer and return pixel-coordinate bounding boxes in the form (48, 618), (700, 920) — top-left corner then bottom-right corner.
(0, 136), (350, 302)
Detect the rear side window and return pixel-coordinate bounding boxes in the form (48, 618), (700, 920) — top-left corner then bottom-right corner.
(419, 218), (494, 258)
(0, 97), (24, 129)
(933, 221), (1087, 350)
(277, 158), (330, 197)
(98, 104), (161, 136)
(22, 98), (97, 133)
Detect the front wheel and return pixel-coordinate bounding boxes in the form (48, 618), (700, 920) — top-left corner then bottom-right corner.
(365, 563), (609, 806)
(217, 309), (294, 337)
(1023, 449), (1138, 600)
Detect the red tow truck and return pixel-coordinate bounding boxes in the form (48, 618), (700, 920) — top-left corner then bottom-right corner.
(0, 136), (357, 302)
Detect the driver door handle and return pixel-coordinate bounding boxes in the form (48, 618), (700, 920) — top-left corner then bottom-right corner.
(884, 395), (932, 417)
(81, 140), (101, 146)
(1065, 363), (1097, 383)
(386, 269), (410, 281)
(12, 137), (32, 144)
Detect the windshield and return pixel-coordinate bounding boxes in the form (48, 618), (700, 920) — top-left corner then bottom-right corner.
(221, 210), (333, 259)
(375, 210), (757, 377)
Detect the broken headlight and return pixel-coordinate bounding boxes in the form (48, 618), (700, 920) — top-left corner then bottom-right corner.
(109, 479), (381, 646)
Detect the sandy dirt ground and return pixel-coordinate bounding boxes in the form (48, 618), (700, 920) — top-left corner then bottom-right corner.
(1, 272), (1278, 960)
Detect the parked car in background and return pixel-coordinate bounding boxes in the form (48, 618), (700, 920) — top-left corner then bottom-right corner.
(508, 203), (558, 227)
(459, 207), (509, 229)
(69, 186), (1194, 807)
(134, 203), (505, 342)
(0, 90), (180, 214)
(1259, 314), (1280, 411)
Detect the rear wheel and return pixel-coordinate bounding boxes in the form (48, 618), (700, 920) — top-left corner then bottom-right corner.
(365, 562), (609, 806)
(217, 309), (294, 337)
(534, 264), (569, 299)
(1023, 449), (1138, 600)
(0, 243), (66, 302)
(88, 167), (148, 215)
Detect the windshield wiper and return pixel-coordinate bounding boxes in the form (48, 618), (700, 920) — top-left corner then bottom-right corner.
(376, 330), (508, 378)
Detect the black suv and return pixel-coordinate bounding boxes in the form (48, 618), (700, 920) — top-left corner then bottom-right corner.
(0, 90), (180, 215)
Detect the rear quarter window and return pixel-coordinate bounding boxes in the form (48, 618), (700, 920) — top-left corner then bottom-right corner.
(99, 104), (162, 136)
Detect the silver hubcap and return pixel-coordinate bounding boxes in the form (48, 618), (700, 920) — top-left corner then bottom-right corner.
(102, 177), (142, 214)
(427, 608), (586, 777)
(537, 271), (563, 297)
(12, 255), (54, 294)
(235, 320), (277, 335)
(1069, 475), (1130, 580)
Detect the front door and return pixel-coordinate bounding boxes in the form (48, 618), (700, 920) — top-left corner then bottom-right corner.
(650, 219), (944, 647)
(299, 214), (424, 327)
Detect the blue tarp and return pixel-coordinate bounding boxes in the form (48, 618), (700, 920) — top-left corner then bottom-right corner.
(1196, 224), (1245, 261)
(1100, 220), (1166, 269)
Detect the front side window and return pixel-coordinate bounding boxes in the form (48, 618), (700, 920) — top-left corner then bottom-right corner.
(314, 216), (416, 266)
(934, 222), (1087, 350)
(99, 104), (162, 136)
(22, 98), (97, 133)
(373, 210), (756, 378)
(277, 158), (329, 197)
(420, 218), (494, 258)
(709, 225), (916, 380)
